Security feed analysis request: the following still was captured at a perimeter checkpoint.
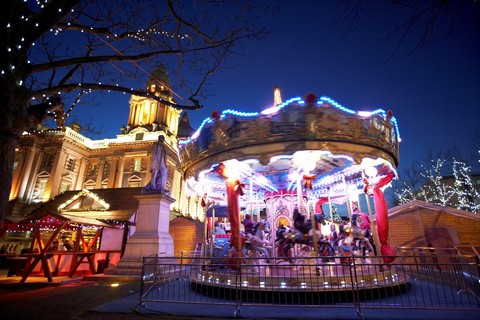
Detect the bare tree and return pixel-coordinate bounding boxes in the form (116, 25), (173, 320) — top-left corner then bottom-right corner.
(337, 0), (479, 60)
(0, 0), (272, 224)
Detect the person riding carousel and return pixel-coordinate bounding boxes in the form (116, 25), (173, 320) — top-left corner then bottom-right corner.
(242, 214), (254, 235)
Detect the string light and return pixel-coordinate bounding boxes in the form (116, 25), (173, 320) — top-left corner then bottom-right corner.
(58, 189), (110, 212)
(180, 95), (402, 145)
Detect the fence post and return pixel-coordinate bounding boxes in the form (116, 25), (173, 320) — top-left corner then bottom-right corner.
(349, 256), (364, 320)
(234, 254), (242, 318)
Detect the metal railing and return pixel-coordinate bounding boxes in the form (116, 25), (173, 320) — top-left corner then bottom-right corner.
(136, 250), (479, 318)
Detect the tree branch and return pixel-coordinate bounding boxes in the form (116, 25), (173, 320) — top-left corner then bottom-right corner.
(32, 83), (202, 110)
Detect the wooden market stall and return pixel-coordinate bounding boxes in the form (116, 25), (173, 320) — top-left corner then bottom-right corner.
(8, 211), (113, 283)
(387, 200), (480, 255)
(3, 188), (145, 280)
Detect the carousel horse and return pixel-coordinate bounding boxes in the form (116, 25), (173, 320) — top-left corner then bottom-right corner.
(244, 220), (272, 261)
(280, 209), (334, 259)
(253, 219), (271, 241)
(337, 213), (375, 259)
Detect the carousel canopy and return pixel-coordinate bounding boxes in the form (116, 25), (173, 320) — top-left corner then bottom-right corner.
(179, 92), (400, 205)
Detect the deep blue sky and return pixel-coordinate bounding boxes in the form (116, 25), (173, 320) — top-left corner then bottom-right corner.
(73, 1), (480, 173)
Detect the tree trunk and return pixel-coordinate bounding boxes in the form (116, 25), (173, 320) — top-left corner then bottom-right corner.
(0, 131), (20, 225)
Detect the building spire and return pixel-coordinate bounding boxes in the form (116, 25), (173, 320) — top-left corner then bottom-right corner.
(147, 63), (171, 97)
(273, 86), (283, 106)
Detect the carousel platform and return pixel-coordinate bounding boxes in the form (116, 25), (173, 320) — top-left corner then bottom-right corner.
(190, 259), (410, 304)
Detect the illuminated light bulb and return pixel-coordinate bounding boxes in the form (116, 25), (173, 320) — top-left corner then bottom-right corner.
(303, 159), (316, 173)
(365, 167), (378, 177)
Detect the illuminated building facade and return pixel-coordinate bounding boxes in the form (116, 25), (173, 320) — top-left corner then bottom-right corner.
(9, 65), (197, 220)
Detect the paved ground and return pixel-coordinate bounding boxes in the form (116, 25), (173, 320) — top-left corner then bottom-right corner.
(0, 274), (146, 319)
(0, 270), (479, 319)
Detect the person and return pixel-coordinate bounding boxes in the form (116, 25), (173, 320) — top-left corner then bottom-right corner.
(293, 208), (309, 234)
(329, 224), (339, 252)
(144, 135), (168, 193)
(242, 214), (254, 235)
(275, 224), (287, 243)
(61, 236), (74, 251)
(214, 222), (226, 235)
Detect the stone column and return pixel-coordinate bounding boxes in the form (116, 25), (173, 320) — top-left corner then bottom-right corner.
(45, 149), (67, 199)
(115, 158), (125, 188)
(107, 192), (175, 275)
(13, 146), (34, 200)
(96, 160), (105, 188)
(75, 159), (88, 190)
(107, 157), (118, 188)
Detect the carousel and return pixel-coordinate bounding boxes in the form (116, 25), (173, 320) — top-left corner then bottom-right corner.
(178, 91), (408, 301)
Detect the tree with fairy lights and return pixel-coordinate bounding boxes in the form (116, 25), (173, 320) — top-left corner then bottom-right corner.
(393, 156), (480, 213)
(0, 0), (272, 224)
(452, 158), (480, 212)
(419, 159), (455, 207)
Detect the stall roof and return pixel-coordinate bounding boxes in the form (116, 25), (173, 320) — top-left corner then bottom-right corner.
(388, 199), (480, 221)
(18, 212), (113, 227)
(20, 187), (144, 222)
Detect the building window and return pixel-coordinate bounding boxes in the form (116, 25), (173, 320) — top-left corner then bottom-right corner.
(133, 159), (142, 172)
(87, 164), (97, 176)
(102, 163), (109, 177)
(41, 154), (55, 169)
(35, 180), (48, 201)
(60, 182), (71, 193)
(65, 158), (76, 171)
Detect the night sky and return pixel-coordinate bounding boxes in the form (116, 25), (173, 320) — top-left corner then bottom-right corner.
(73, 1), (480, 174)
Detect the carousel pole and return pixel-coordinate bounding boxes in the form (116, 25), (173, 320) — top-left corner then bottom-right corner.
(364, 192), (380, 256)
(249, 179), (254, 222)
(211, 208), (215, 258)
(307, 188), (319, 254)
(296, 176), (303, 212)
(203, 205), (207, 260)
(201, 193), (210, 260)
(327, 187), (334, 225)
(342, 174), (352, 221)
(257, 200), (260, 222)
(303, 173), (319, 254)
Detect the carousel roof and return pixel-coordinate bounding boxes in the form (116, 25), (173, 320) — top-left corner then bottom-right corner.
(178, 92), (400, 204)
